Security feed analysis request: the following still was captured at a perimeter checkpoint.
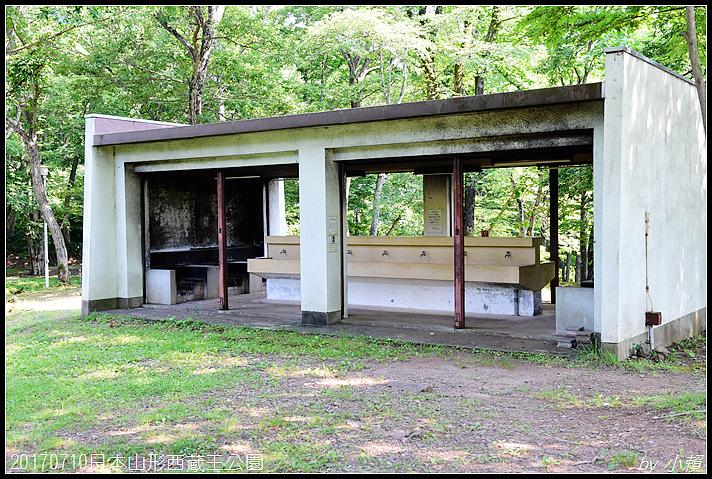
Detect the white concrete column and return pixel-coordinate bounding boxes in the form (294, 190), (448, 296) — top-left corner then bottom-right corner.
(267, 179), (288, 236)
(423, 174), (451, 236)
(114, 162), (144, 308)
(82, 116), (119, 315)
(298, 146), (342, 325)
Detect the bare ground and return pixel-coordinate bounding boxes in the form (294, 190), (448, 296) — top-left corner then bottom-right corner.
(5, 272), (707, 473)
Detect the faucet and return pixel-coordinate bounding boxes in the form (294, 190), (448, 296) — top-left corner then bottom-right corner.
(280, 249), (287, 255)
(382, 250), (388, 256)
(420, 251), (427, 257)
(347, 250), (352, 255)
(505, 251), (511, 258)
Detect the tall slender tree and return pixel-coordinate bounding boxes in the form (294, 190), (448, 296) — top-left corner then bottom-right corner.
(155, 6), (225, 124)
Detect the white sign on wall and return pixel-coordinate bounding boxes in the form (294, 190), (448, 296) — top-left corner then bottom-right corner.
(426, 209), (443, 234)
(328, 216), (338, 253)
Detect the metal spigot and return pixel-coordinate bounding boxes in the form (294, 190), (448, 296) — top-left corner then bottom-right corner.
(280, 249), (287, 255)
(420, 251), (427, 257)
(505, 251), (511, 258)
(347, 250), (352, 255)
(382, 250), (388, 256)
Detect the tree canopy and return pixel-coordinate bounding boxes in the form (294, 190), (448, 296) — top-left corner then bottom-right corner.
(5, 5), (706, 285)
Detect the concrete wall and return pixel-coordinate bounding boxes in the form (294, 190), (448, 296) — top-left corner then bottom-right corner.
(147, 171), (263, 251)
(598, 47), (707, 358)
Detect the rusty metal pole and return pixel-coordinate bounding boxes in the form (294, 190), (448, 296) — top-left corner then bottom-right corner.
(217, 170), (229, 310)
(453, 155), (465, 329)
(549, 168), (559, 304)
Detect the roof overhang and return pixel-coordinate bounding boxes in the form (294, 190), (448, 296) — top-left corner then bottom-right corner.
(93, 83), (603, 147)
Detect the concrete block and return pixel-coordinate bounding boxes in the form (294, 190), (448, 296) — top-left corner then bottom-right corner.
(205, 265), (219, 299)
(249, 273), (264, 293)
(146, 269), (176, 305)
(518, 289), (543, 316)
(556, 286), (594, 334)
(263, 275), (543, 316)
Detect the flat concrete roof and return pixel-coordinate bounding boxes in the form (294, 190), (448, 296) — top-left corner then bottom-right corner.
(93, 83), (603, 147)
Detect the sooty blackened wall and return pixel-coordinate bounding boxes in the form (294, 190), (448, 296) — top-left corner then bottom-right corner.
(148, 171), (264, 261)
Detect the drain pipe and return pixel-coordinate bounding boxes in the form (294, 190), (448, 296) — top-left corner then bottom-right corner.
(644, 213), (662, 349)
(645, 213), (652, 349)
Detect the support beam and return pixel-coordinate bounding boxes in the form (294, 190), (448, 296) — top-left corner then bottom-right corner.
(453, 155), (465, 329)
(549, 168), (559, 304)
(217, 170), (229, 310)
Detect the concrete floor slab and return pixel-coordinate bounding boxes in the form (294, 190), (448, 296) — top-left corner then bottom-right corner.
(97, 291), (573, 356)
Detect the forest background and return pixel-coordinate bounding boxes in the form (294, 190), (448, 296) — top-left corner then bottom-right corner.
(5, 5), (707, 287)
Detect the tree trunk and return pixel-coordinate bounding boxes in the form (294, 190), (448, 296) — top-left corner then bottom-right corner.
(574, 252), (580, 284)
(26, 211), (42, 276)
(587, 225), (594, 281)
(158, 6), (225, 125)
(414, 6), (443, 100)
(565, 252), (571, 282)
(578, 190), (589, 282)
(682, 6), (706, 133)
(464, 174), (476, 235)
(7, 99), (71, 284)
(510, 173), (526, 236)
(6, 204), (18, 237)
(527, 169), (545, 236)
(61, 156), (79, 248)
(369, 173), (387, 236)
(27, 134), (71, 284)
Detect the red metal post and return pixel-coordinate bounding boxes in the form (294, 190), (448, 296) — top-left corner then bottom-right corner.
(217, 170), (229, 310)
(453, 156), (465, 329)
(549, 168), (559, 304)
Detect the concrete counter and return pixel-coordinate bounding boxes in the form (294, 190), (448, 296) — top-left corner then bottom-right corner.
(248, 236), (554, 316)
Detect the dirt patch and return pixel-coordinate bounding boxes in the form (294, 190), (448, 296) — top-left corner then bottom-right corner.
(6, 289), (707, 473)
(41, 345), (706, 473)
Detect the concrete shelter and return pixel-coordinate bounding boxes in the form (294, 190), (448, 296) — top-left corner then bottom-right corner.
(83, 47), (706, 359)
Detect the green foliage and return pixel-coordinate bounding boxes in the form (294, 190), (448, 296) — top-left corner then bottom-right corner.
(348, 173), (423, 236)
(5, 5), (705, 264)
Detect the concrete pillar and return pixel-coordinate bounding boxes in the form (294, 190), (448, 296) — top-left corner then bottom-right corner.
(298, 146), (343, 325)
(114, 162), (144, 309)
(268, 179), (288, 236)
(423, 174), (452, 236)
(82, 116), (119, 315)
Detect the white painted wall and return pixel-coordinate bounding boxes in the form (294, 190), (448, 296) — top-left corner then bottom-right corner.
(598, 48), (707, 345)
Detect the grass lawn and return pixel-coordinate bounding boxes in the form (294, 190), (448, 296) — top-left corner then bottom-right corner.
(5, 277), (706, 473)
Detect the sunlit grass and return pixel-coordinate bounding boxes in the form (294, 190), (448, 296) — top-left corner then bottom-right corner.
(6, 268), (82, 296)
(5, 284), (706, 472)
